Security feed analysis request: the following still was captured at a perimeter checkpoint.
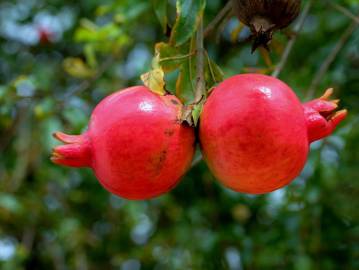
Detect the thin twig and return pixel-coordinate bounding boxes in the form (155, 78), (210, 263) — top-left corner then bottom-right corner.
(180, 16), (206, 124)
(272, 0), (312, 78)
(10, 101), (33, 191)
(159, 52), (195, 63)
(306, 19), (358, 99)
(195, 18), (206, 102)
(189, 36), (196, 93)
(0, 102), (27, 153)
(205, 50), (218, 84)
(22, 225), (36, 252)
(215, 8), (234, 43)
(188, 18), (206, 166)
(204, 1), (233, 37)
(329, 2), (359, 24)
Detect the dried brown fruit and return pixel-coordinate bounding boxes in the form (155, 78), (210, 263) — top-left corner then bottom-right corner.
(231, 0), (301, 52)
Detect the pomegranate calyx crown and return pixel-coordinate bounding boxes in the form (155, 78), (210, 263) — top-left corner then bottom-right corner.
(303, 88), (347, 143)
(51, 132), (92, 168)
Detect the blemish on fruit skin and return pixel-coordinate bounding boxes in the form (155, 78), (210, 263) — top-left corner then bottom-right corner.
(170, 99), (179, 105)
(159, 150), (167, 162)
(151, 149), (168, 175)
(164, 129), (175, 136)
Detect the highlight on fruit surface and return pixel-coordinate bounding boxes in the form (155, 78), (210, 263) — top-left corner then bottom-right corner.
(199, 74), (347, 194)
(52, 86), (195, 200)
(231, 0), (301, 52)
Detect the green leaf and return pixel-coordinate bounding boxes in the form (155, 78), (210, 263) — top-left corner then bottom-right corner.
(192, 101), (203, 126)
(0, 193), (22, 214)
(74, 21), (130, 54)
(84, 44), (97, 68)
(176, 60), (195, 103)
(152, 0), (168, 33)
(74, 19), (98, 42)
(119, 2), (149, 21)
(205, 57), (224, 89)
(144, 41), (195, 97)
(155, 42), (189, 72)
(63, 58), (95, 79)
(170, 0), (206, 46)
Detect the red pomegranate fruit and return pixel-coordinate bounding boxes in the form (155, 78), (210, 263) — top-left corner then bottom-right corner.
(52, 86), (195, 200)
(199, 74), (347, 194)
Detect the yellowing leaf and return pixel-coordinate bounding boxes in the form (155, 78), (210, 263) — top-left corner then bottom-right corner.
(141, 68), (166, 95)
(63, 58), (95, 79)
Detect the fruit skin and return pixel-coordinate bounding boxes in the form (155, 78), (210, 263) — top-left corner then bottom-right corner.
(52, 86), (195, 200)
(199, 74), (347, 194)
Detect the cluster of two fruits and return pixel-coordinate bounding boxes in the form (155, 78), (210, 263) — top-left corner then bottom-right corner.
(52, 74), (347, 200)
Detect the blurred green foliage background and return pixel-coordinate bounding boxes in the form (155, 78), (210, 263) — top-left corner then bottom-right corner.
(0, 0), (358, 269)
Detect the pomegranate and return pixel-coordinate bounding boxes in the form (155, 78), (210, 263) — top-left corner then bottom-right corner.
(199, 74), (347, 194)
(52, 86), (195, 200)
(231, 0), (301, 52)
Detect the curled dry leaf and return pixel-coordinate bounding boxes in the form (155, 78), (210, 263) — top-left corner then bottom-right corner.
(140, 67), (166, 96)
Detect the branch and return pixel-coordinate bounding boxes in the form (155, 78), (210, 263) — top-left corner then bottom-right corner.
(306, 18), (358, 99)
(159, 52), (195, 63)
(22, 225), (36, 252)
(195, 17), (206, 102)
(188, 18), (206, 166)
(189, 3), (231, 165)
(272, 0), (312, 78)
(204, 1), (233, 37)
(180, 16), (206, 125)
(0, 99), (33, 159)
(215, 9), (234, 43)
(329, 2), (359, 24)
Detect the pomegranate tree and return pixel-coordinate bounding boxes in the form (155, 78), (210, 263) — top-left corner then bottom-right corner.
(52, 86), (195, 200)
(51, 2), (348, 198)
(199, 74), (347, 194)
